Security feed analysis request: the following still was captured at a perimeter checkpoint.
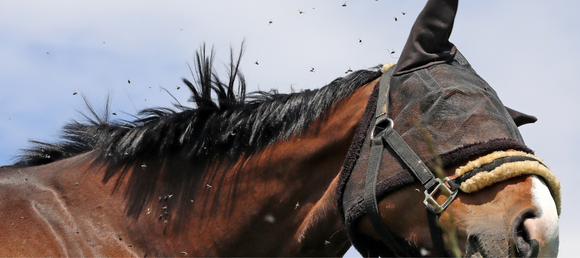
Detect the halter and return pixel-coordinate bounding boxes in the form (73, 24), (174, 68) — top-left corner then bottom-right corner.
(363, 65), (561, 257)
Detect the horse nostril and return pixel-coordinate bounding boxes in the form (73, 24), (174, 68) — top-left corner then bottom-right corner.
(514, 221), (539, 257)
(466, 235), (483, 257)
(511, 209), (540, 258)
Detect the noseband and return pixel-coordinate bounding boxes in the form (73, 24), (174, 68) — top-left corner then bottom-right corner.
(364, 65), (561, 257)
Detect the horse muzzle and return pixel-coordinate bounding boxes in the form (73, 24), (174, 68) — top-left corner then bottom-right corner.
(465, 176), (559, 258)
(519, 176), (559, 257)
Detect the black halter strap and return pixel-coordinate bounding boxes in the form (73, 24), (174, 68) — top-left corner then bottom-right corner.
(363, 67), (456, 257)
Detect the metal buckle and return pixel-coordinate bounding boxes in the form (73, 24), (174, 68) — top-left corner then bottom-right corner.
(423, 177), (458, 214)
(370, 118), (394, 140)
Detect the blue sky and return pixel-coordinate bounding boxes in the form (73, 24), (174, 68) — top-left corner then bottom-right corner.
(1, 1), (578, 256)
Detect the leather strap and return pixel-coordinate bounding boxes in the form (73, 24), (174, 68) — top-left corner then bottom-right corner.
(426, 206), (447, 257)
(375, 65), (394, 125)
(382, 125), (438, 191)
(373, 66), (438, 192)
(364, 137), (409, 257)
(364, 67), (449, 256)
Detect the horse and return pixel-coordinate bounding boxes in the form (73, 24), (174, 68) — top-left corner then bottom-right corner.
(0, 42), (380, 256)
(0, 0), (560, 257)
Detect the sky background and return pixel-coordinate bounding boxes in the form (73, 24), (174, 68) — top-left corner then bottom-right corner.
(1, 1), (578, 257)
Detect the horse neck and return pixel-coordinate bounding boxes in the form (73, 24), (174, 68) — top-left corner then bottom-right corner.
(57, 78), (378, 256)
(182, 78), (379, 256)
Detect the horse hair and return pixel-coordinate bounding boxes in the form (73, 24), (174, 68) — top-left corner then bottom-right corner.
(14, 43), (382, 171)
(12, 44), (382, 220)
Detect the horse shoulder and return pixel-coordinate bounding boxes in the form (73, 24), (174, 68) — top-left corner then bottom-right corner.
(0, 166), (73, 256)
(0, 160), (141, 257)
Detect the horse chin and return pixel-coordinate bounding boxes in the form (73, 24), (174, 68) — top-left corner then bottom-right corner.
(465, 239), (541, 258)
(462, 219), (548, 258)
(465, 236), (557, 258)
(464, 231), (510, 258)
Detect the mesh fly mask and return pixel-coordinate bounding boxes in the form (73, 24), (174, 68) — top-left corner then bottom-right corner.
(336, 0), (560, 256)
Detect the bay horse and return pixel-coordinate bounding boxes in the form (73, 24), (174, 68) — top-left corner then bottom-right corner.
(1, 44), (377, 256)
(0, 0), (560, 257)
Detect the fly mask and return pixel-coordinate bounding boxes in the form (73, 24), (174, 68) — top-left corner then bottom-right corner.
(336, 0), (560, 256)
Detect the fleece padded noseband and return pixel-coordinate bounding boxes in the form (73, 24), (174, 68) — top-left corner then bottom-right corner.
(448, 150), (561, 215)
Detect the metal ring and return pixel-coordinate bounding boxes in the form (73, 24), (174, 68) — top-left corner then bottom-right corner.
(370, 118), (394, 140)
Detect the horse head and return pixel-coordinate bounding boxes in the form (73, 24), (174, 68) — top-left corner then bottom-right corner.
(338, 0), (560, 257)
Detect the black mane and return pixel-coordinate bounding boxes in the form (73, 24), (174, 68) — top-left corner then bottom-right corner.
(13, 44), (382, 220)
(15, 45), (382, 168)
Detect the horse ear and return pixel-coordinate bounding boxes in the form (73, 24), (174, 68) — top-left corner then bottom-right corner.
(505, 106), (538, 127)
(393, 0), (459, 75)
